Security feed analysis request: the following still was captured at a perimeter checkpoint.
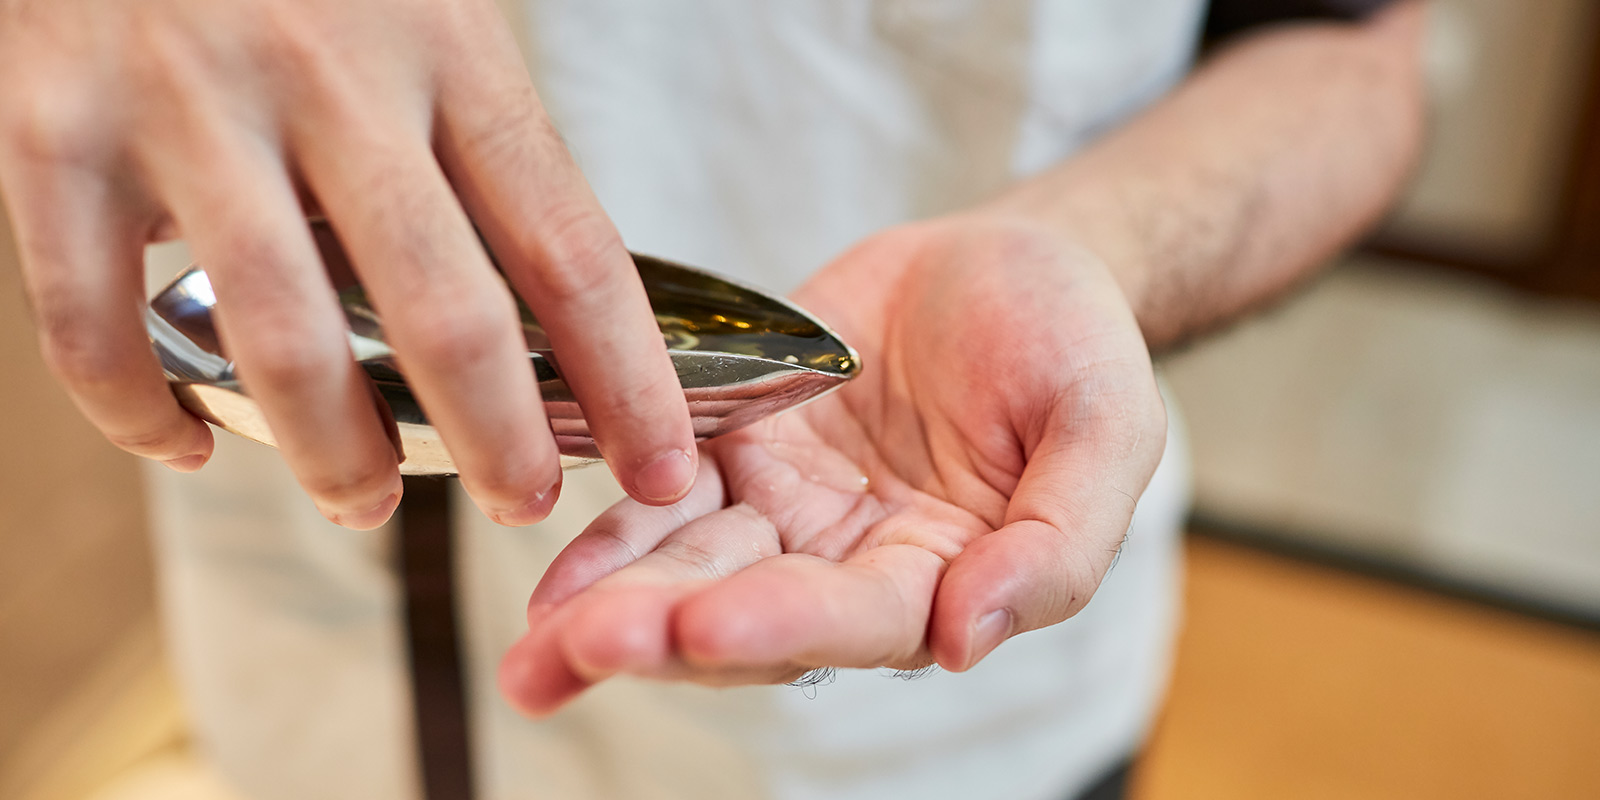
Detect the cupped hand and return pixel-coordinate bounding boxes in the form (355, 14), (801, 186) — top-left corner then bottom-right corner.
(498, 215), (1169, 715)
(0, 0), (696, 529)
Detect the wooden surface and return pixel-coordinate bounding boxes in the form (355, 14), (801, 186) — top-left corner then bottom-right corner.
(1133, 536), (1600, 800)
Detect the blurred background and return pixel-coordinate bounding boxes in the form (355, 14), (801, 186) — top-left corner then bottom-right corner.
(3, 1), (1599, 798)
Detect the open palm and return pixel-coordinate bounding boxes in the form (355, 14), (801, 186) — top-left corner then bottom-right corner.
(499, 216), (1169, 715)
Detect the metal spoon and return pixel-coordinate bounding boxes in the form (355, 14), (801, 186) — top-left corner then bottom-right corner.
(146, 224), (860, 475)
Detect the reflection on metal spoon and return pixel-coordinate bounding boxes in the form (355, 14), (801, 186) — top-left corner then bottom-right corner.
(147, 222), (860, 476)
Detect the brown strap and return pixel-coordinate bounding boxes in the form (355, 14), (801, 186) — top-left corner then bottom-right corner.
(399, 477), (477, 800)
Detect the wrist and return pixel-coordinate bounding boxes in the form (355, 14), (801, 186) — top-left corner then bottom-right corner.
(967, 175), (1153, 325)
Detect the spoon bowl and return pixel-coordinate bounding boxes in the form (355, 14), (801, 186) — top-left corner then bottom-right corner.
(146, 227), (860, 475)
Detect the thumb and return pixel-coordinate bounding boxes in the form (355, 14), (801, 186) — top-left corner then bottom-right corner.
(928, 383), (1166, 672)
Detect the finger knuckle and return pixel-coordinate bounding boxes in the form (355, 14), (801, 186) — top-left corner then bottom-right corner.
(654, 539), (725, 580)
(1142, 396), (1169, 449)
(591, 366), (681, 426)
(1062, 547), (1106, 613)
(1117, 383), (1168, 456)
(215, 226), (303, 277)
(35, 306), (127, 390)
(40, 338), (120, 391)
(124, 14), (221, 102)
(462, 89), (554, 167)
(207, 246), (350, 386)
(251, 7), (344, 90)
(240, 333), (345, 387)
(525, 206), (629, 302)
(674, 603), (745, 665)
(356, 193), (489, 300)
(1, 80), (100, 166)
(407, 301), (514, 367)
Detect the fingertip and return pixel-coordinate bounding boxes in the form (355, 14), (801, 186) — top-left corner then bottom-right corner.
(155, 414), (218, 471)
(483, 476), (561, 527)
(956, 609), (1012, 672)
(498, 632), (591, 718)
(496, 643), (555, 718)
(928, 540), (1004, 670)
(183, 413), (217, 452)
(321, 488), (402, 531)
(161, 453), (208, 473)
(626, 448), (695, 506)
(931, 521), (1103, 669)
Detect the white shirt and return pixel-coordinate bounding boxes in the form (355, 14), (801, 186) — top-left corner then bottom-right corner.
(144, 2), (1201, 798)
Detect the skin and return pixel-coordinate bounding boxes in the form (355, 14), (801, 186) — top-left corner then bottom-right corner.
(499, 2), (1430, 715)
(0, 0), (698, 530)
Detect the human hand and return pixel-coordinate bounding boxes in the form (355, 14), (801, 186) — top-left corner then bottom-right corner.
(0, 0), (696, 529)
(498, 215), (1169, 714)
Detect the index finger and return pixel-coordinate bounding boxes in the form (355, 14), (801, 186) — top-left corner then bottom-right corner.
(1, 159), (215, 469)
(433, 54), (697, 506)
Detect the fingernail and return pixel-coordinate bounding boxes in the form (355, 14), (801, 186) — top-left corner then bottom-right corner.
(493, 488), (554, 527)
(162, 454), (207, 473)
(633, 449), (693, 503)
(326, 491), (401, 530)
(967, 609), (1013, 670)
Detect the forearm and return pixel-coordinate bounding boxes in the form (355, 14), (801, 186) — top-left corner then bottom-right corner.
(986, 0), (1428, 352)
